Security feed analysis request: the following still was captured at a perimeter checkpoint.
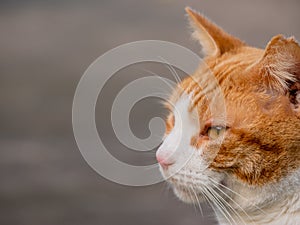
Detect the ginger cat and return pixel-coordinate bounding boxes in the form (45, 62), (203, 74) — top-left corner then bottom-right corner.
(156, 7), (300, 225)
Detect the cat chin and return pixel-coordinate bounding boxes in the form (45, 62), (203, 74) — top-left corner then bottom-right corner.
(172, 185), (206, 204)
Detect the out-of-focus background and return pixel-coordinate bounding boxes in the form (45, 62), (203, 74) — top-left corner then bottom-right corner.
(1, 1), (299, 225)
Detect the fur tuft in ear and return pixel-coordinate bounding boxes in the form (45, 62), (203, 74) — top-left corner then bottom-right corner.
(259, 35), (300, 90)
(185, 7), (245, 57)
(258, 35), (300, 109)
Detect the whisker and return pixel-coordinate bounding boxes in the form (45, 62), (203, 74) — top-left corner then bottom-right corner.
(187, 186), (198, 213)
(190, 185), (203, 216)
(210, 181), (255, 224)
(204, 187), (235, 225)
(158, 56), (182, 84)
(209, 177), (267, 216)
(209, 185), (247, 225)
(200, 188), (220, 221)
(140, 68), (175, 92)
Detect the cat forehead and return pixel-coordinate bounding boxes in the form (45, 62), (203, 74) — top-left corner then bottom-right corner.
(208, 47), (264, 80)
(166, 45), (289, 118)
(175, 46), (264, 94)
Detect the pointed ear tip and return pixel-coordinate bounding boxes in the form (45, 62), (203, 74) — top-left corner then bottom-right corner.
(185, 6), (198, 17)
(267, 34), (300, 48)
(265, 35), (285, 49)
(272, 34), (298, 41)
(185, 6), (192, 13)
(271, 34), (285, 40)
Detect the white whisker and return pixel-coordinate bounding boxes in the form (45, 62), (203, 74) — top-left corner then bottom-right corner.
(209, 177), (267, 216)
(190, 185), (203, 216)
(158, 56), (182, 84)
(204, 187), (235, 225)
(209, 185), (248, 225)
(210, 181), (255, 224)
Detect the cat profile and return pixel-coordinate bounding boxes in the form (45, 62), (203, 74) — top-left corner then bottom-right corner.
(156, 7), (300, 225)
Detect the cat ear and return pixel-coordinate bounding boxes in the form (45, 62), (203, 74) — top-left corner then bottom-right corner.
(185, 7), (245, 57)
(258, 35), (300, 108)
(258, 35), (300, 100)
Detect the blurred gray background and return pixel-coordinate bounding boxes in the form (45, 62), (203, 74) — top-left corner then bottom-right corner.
(1, 1), (300, 225)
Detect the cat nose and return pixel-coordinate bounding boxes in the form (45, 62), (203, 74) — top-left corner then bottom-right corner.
(156, 149), (175, 169)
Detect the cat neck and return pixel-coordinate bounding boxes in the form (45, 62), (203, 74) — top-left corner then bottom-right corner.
(217, 169), (300, 225)
(216, 193), (300, 225)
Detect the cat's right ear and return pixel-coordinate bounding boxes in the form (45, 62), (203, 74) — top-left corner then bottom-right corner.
(258, 35), (300, 112)
(185, 7), (244, 57)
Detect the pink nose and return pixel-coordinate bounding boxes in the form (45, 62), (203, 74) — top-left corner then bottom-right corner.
(156, 152), (174, 169)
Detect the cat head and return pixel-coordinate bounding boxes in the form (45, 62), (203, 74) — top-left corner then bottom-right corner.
(157, 7), (300, 210)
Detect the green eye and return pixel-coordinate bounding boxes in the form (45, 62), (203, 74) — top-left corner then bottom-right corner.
(207, 126), (226, 140)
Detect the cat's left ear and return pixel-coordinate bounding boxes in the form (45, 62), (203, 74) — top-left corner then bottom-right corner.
(258, 35), (300, 110)
(185, 7), (245, 57)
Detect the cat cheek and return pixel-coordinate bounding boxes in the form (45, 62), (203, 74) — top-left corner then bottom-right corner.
(208, 148), (238, 169)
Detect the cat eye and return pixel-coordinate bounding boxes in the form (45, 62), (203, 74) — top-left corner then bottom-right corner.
(207, 126), (226, 140)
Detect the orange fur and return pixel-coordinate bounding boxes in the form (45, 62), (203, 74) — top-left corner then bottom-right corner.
(165, 8), (300, 186)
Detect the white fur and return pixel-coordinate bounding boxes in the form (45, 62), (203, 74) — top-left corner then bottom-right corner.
(158, 94), (300, 225)
(157, 94), (201, 177)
